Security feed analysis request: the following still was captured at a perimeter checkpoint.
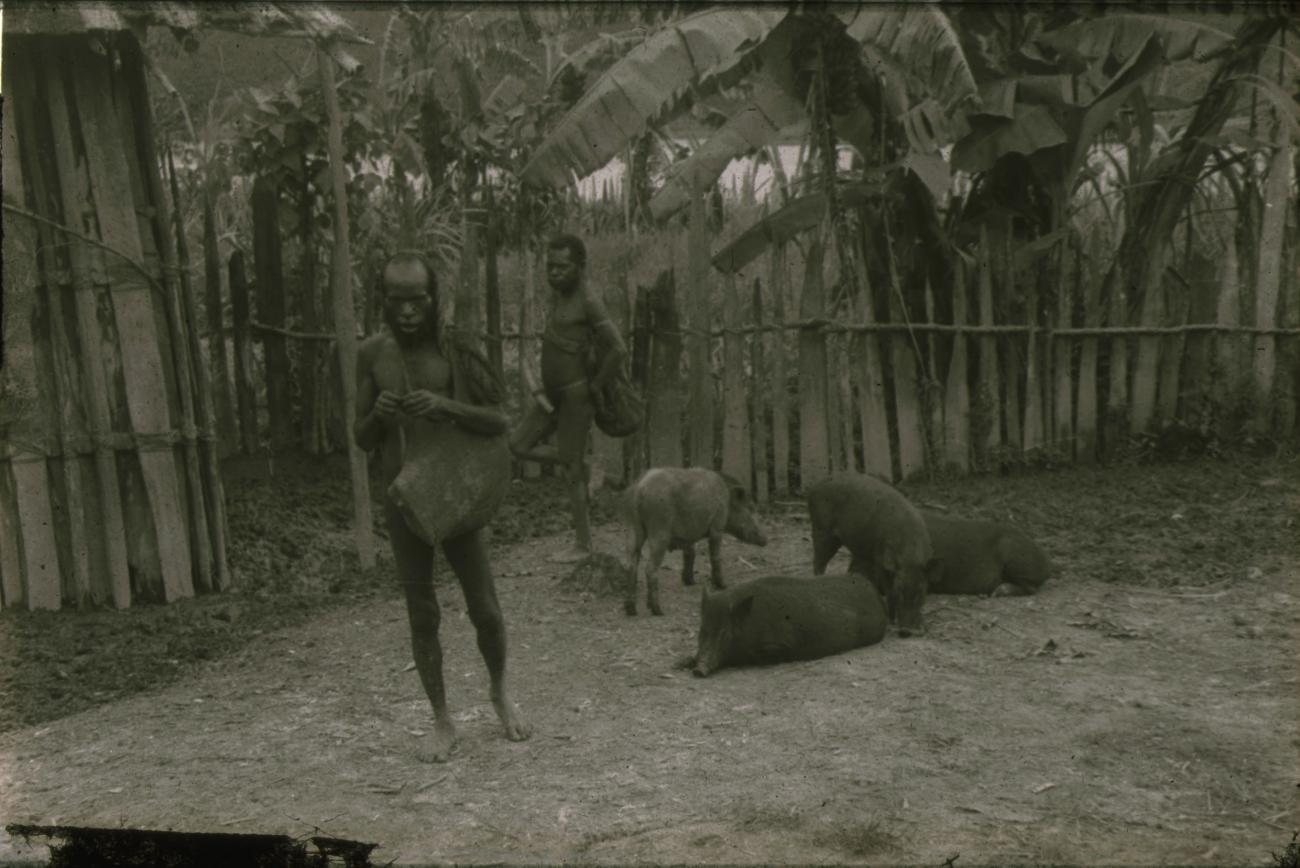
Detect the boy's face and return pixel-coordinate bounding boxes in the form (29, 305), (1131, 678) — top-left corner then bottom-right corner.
(546, 247), (581, 294)
(382, 260), (434, 338)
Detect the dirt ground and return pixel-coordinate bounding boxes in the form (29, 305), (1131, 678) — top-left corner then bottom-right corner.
(1, 456), (1298, 865)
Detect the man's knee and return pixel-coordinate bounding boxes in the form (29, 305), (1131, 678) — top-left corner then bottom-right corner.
(402, 579), (442, 629)
(564, 459), (590, 486)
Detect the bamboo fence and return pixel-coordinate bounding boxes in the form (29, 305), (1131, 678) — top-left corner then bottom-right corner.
(2, 33), (228, 611)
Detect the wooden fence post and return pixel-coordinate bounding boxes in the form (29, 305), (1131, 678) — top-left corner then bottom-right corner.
(976, 225), (1002, 460)
(1052, 242), (1075, 457)
(202, 189), (237, 454)
(1020, 239), (1044, 454)
(1104, 260), (1129, 456)
(1253, 117), (1292, 427)
(751, 277), (769, 502)
(647, 267), (684, 468)
(852, 246), (892, 480)
(943, 260), (971, 472)
(1075, 232), (1103, 464)
(296, 149), (325, 455)
(628, 281), (652, 479)
(518, 243), (541, 479)
(721, 270), (751, 486)
(687, 191), (714, 468)
(318, 47), (375, 569)
(252, 174), (293, 452)
(228, 251), (259, 455)
(885, 223), (925, 480)
(770, 243), (792, 496)
(798, 233), (830, 490)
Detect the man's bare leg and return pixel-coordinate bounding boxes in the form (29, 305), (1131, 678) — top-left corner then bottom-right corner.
(553, 384), (596, 562)
(388, 504), (458, 762)
(443, 530), (531, 742)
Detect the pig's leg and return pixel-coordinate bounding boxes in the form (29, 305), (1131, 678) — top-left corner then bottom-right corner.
(625, 524), (645, 616)
(707, 532), (727, 590)
(681, 544), (696, 586)
(812, 531), (841, 575)
(444, 529), (531, 744)
(850, 551), (892, 621)
(644, 536), (670, 616)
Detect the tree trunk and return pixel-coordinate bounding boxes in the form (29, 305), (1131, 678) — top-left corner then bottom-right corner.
(721, 272), (751, 486)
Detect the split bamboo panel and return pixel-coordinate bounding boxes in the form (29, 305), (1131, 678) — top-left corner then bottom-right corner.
(1104, 261), (1129, 455)
(519, 246), (542, 479)
(1019, 240), (1044, 453)
(1213, 236), (1241, 416)
(1157, 286), (1190, 424)
(1253, 119), (1293, 419)
(627, 282), (652, 480)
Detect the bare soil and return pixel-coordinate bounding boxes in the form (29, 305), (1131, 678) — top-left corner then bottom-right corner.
(2, 455), (1298, 866)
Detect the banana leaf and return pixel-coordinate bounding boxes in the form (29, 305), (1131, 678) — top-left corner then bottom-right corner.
(1039, 14), (1235, 65)
(838, 4), (979, 114)
(648, 76), (806, 221)
(520, 7), (787, 188)
(951, 104), (1069, 174)
(712, 180), (888, 274)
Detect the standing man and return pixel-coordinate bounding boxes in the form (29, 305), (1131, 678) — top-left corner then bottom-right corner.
(355, 252), (530, 763)
(511, 234), (628, 562)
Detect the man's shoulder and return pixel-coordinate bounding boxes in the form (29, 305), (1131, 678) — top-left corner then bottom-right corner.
(358, 332), (393, 361)
(581, 286), (613, 316)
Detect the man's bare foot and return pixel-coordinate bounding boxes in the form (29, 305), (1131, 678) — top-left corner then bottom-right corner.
(493, 697), (532, 742)
(550, 546), (590, 564)
(416, 720), (458, 763)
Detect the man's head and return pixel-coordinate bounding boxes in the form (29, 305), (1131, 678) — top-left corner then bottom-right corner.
(546, 233), (586, 294)
(380, 252), (439, 344)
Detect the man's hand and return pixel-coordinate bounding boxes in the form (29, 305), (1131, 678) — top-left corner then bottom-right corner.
(402, 390), (453, 421)
(374, 390), (403, 422)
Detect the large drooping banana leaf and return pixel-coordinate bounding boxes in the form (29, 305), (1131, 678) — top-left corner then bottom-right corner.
(648, 76), (806, 220)
(519, 7), (787, 188)
(1039, 14), (1236, 65)
(837, 4), (979, 115)
(712, 180), (888, 274)
(950, 104), (1069, 174)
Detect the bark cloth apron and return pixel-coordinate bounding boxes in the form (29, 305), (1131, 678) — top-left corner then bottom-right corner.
(387, 341), (510, 545)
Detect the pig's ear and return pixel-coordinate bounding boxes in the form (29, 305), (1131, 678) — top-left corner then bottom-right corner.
(731, 594), (755, 619)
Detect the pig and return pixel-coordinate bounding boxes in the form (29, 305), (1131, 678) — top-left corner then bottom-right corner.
(805, 474), (940, 636)
(691, 574), (887, 677)
(921, 512), (1051, 596)
(623, 467), (767, 616)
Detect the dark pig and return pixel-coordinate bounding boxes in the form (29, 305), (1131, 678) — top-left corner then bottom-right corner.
(691, 574), (887, 677)
(806, 474), (939, 636)
(624, 467), (767, 616)
(922, 512), (1051, 596)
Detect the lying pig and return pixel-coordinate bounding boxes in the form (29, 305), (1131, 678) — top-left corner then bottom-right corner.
(691, 574), (887, 677)
(623, 467), (767, 616)
(806, 474), (939, 636)
(922, 512), (1051, 596)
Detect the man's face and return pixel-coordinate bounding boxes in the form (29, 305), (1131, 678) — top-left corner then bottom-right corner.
(382, 261), (434, 339)
(546, 247), (581, 294)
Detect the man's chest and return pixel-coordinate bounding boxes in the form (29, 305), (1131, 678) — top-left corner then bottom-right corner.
(373, 342), (452, 395)
(548, 291), (590, 328)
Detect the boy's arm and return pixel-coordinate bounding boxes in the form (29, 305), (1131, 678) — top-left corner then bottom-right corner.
(585, 292), (628, 390)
